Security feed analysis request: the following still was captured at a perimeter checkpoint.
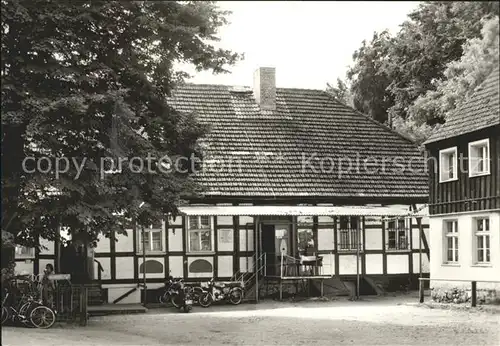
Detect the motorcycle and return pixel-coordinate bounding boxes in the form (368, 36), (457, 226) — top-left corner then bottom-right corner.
(198, 278), (243, 308)
(158, 276), (184, 308)
(170, 280), (193, 313)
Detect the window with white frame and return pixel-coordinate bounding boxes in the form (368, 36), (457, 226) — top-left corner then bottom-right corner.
(387, 218), (409, 251)
(15, 246), (34, 258)
(137, 225), (164, 253)
(444, 220), (459, 263)
(474, 217), (490, 264)
(187, 216), (214, 252)
(338, 216), (362, 251)
(468, 139), (490, 177)
(439, 147), (458, 182)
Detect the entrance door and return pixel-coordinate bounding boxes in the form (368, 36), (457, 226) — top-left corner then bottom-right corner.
(261, 224), (276, 276)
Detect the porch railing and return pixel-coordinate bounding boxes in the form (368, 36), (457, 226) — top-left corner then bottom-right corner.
(230, 252), (266, 290)
(279, 252), (333, 278)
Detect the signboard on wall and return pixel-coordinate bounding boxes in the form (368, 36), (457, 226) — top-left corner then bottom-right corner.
(219, 229), (233, 244)
(275, 228), (287, 238)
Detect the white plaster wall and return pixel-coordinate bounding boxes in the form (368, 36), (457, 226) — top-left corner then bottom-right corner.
(94, 257), (111, 280)
(318, 253), (334, 275)
(168, 215), (182, 226)
(365, 228), (383, 250)
(39, 238), (54, 255)
(387, 255), (409, 274)
(95, 234), (110, 253)
(364, 216), (380, 226)
(411, 227), (430, 250)
(105, 286), (141, 304)
(115, 231), (134, 252)
(317, 228), (334, 250)
(365, 254), (383, 274)
(115, 257), (134, 279)
(218, 256), (233, 277)
(217, 216), (233, 226)
(14, 260), (34, 275)
(138, 257), (165, 279)
(169, 256), (184, 277)
(317, 216), (334, 224)
(187, 257), (213, 278)
(239, 228), (254, 251)
(338, 255), (358, 275)
(239, 216), (254, 225)
(217, 229), (234, 252)
(412, 253), (430, 274)
(168, 229), (183, 251)
(239, 256), (254, 273)
(429, 211), (500, 290)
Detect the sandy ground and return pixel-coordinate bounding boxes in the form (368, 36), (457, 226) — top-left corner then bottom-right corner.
(2, 296), (500, 346)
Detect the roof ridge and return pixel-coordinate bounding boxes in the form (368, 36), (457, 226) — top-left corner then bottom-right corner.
(177, 82), (326, 93)
(174, 82), (420, 147)
(177, 82), (233, 88)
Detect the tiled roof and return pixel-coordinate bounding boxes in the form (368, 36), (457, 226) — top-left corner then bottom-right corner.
(424, 67), (500, 145)
(168, 85), (428, 199)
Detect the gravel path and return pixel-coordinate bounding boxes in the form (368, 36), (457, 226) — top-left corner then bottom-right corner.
(2, 297), (500, 345)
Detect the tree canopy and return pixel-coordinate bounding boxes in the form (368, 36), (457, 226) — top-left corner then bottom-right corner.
(1, 0), (242, 248)
(337, 1), (499, 144)
(400, 16), (499, 144)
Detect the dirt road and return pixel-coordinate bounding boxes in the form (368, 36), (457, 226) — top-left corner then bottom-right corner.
(2, 297), (499, 345)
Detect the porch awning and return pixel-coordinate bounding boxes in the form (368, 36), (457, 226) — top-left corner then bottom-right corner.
(177, 205), (428, 217)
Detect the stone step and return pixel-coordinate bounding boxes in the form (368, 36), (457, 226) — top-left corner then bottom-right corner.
(88, 303), (147, 316)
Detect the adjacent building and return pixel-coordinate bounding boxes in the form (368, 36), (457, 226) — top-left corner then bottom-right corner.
(423, 67), (500, 303)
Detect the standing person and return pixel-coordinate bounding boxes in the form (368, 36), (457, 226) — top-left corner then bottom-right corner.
(41, 263), (55, 308)
(1, 262), (17, 306)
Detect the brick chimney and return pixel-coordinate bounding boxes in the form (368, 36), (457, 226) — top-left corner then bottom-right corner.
(253, 67), (276, 111)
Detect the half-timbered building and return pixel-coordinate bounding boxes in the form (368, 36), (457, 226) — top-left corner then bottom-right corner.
(15, 67), (430, 304)
(423, 66), (500, 303)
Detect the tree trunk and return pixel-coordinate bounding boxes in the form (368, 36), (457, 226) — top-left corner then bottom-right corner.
(1, 124), (27, 238)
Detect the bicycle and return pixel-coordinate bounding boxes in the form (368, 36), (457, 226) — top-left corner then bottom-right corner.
(1, 292), (56, 329)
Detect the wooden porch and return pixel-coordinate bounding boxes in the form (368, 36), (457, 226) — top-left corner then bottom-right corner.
(182, 205), (429, 302)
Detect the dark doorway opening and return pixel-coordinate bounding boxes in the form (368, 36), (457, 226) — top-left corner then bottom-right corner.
(261, 224), (275, 276)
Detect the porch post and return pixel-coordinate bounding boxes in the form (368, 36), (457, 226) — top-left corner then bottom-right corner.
(292, 216), (297, 259)
(417, 217), (422, 278)
(142, 225), (147, 307)
(255, 217), (260, 303)
(280, 250), (284, 279)
(417, 216), (423, 303)
(356, 223), (360, 300)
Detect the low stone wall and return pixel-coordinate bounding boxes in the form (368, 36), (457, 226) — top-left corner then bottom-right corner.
(431, 287), (500, 305)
